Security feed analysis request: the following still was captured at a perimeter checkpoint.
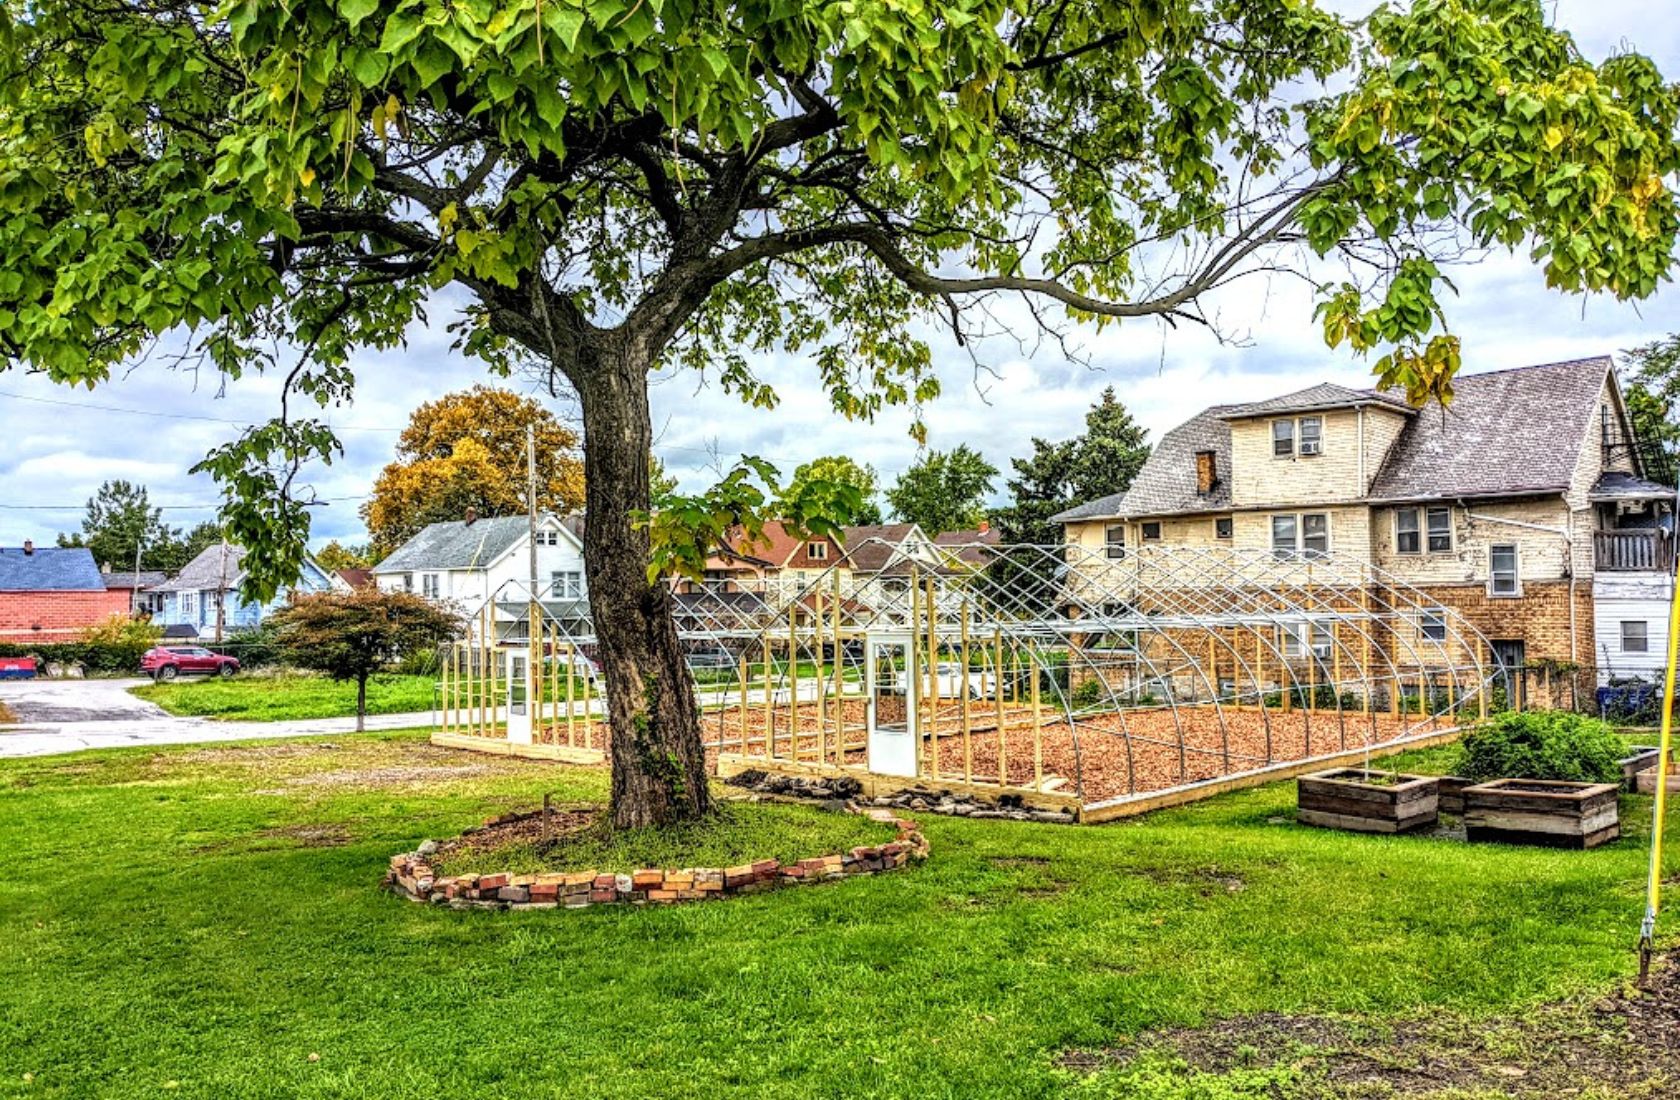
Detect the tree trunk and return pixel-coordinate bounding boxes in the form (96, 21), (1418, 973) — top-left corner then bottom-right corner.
(576, 336), (712, 829)
(356, 674), (367, 734)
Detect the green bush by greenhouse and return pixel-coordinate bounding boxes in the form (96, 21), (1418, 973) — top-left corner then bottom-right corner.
(1456, 710), (1626, 785)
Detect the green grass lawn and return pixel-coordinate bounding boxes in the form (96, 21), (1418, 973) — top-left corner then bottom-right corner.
(130, 673), (438, 720)
(1, 733), (1676, 1099)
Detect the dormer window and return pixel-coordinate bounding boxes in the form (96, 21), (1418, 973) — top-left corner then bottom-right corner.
(807, 541), (828, 561)
(1273, 416), (1322, 458)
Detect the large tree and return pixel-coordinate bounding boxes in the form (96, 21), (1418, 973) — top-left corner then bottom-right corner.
(790, 456), (884, 526)
(2, 0), (1676, 827)
(996, 387), (1151, 547)
(56, 480), (181, 571)
(1622, 335), (1680, 484)
(363, 385), (584, 555)
(886, 445), (1000, 533)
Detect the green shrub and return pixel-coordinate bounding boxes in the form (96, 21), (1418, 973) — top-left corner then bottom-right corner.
(0, 615), (161, 674)
(1456, 710), (1625, 784)
(1071, 677), (1105, 708)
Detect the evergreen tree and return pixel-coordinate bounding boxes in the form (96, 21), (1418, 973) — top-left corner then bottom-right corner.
(996, 388), (1151, 546)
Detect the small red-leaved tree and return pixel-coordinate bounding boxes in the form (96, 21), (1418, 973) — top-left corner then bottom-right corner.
(269, 588), (463, 732)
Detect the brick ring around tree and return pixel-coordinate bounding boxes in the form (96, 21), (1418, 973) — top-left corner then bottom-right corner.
(385, 809), (928, 910)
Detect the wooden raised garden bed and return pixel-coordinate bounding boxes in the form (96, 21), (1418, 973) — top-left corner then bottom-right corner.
(1620, 747), (1666, 791)
(1297, 769), (1439, 834)
(1436, 776), (1473, 815)
(1462, 779), (1620, 849)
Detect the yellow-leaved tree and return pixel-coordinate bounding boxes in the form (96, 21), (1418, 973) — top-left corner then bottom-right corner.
(363, 388), (585, 557)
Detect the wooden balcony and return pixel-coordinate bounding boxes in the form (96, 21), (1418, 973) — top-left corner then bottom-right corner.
(1593, 529), (1672, 573)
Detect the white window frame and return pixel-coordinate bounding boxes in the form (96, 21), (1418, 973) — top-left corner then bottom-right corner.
(1104, 524), (1126, 560)
(401, 573), (414, 592)
(1426, 507), (1453, 553)
(1622, 620), (1649, 653)
(180, 592), (196, 619)
(1271, 512), (1330, 559)
(1297, 416), (1323, 456)
(1270, 514), (1298, 558)
(1489, 544), (1520, 597)
(1419, 608), (1447, 643)
(550, 570), (583, 599)
(1395, 508), (1421, 554)
(421, 573), (440, 598)
(1271, 418), (1295, 458)
(807, 541), (828, 561)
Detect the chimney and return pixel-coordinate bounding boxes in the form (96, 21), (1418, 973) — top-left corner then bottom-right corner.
(464, 506), (478, 527)
(22, 540), (33, 556)
(1194, 450), (1218, 496)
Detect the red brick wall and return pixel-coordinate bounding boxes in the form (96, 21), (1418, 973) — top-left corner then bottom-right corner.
(0, 590), (133, 643)
(1417, 581), (1594, 666)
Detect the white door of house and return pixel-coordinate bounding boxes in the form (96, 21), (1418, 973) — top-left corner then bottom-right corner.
(865, 633), (918, 777)
(506, 652), (533, 745)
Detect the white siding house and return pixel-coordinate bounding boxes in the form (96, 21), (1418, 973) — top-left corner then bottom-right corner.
(373, 514), (587, 640)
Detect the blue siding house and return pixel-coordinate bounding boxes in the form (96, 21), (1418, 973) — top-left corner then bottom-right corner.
(151, 544), (338, 639)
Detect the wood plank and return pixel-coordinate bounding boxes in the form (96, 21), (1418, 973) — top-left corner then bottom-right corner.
(430, 732), (605, 765)
(1297, 808), (1402, 834)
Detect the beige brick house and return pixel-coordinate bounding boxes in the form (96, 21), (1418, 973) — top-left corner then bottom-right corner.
(1055, 357), (1675, 694)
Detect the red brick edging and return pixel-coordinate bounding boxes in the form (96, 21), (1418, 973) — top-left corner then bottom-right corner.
(385, 809), (928, 910)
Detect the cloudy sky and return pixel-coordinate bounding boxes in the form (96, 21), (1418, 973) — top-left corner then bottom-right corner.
(1, 0), (1675, 551)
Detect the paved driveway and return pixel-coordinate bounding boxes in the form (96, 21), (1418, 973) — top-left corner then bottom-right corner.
(0, 677), (438, 758)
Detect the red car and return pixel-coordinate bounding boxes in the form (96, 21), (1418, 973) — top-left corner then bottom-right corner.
(141, 645), (240, 681)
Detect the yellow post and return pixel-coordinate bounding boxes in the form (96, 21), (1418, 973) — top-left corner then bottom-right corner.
(814, 589), (827, 764)
(1360, 589), (1372, 715)
(1307, 623), (1318, 712)
(831, 570), (844, 762)
(1476, 641), (1489, 721)
(762, 634), (773, 759)
(1638, 547), (1680, 979)
(1254, 627), (1265, 715)
(960, 602), (973, 784)
(789, 604), (801, 763)
(565, 641), (577, 746)
(926, 574), (940, 782)
(445, 644), (456, 734)
(477, 606), (489, 736)
(738, 655), (749, 754)
(995, 628), (1007, 788)
(1031, 645), (1043, 791)
(581, 650), (593, 750)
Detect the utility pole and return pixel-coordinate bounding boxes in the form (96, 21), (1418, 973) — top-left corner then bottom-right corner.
(526, 425), (541, 724)
(215, 536), (228, 643)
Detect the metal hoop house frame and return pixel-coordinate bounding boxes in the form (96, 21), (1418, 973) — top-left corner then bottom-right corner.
(433, 539), (1499, 819)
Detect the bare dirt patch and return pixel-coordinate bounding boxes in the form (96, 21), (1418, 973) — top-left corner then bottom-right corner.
(263, 763), (504, 793)
(443, 806), (600, 854)
(1061, 953), (1680, 1096)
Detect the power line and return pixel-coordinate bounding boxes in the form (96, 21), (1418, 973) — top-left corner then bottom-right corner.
(0, 494), (370, 512)
(0, 388), (403, 432)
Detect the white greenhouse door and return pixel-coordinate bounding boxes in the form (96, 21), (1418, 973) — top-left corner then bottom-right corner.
(866, 635), (918, 777)
(506, 653), (533, 745)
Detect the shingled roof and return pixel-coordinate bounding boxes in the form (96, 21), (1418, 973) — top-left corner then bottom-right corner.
(150, 544), (247, 593)
(0, 546), (107, 592)
(1053, 356), (1619, 523)
(375, 515), (574, 573)
(1053, 405), (1234, 522)
(1218, 382), (1415, 420)
(1366, 357), (1615, 501)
